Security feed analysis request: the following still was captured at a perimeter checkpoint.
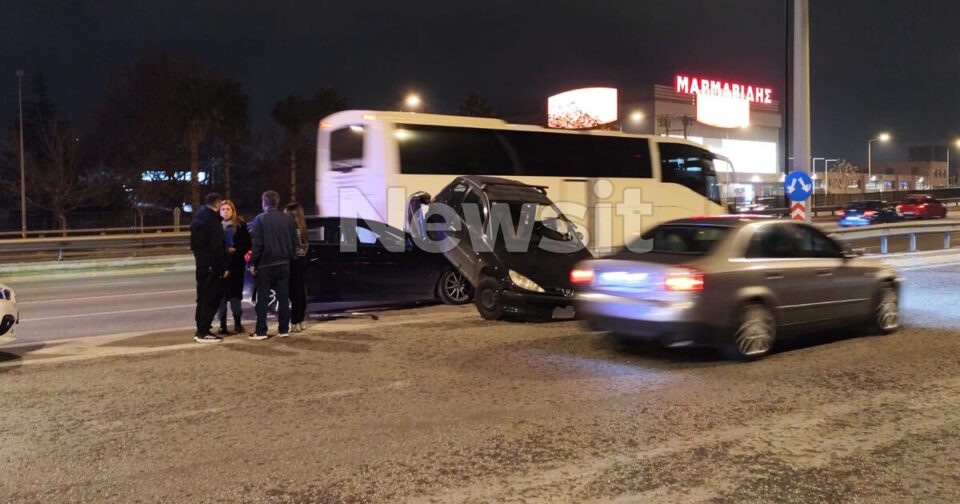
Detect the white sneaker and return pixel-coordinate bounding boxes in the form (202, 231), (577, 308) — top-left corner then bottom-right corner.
(249, 333), (268, 341)
(279, 332), (290, 338)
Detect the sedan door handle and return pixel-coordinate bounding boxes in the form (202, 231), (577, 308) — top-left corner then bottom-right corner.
(816, 268), (833, 277)
(764, 271), (784, 280)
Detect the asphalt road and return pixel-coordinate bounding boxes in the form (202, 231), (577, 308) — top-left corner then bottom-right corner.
(0, 263), (959, 502)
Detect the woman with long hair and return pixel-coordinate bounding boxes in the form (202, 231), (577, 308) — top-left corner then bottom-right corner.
(284, 201), (309, 332)
(218, 199), (251, 334)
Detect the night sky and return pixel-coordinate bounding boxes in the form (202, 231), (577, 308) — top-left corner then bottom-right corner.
(1, 0), (958, 166)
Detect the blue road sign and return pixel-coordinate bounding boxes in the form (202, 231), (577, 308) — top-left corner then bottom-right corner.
(784, 171), (813, 202)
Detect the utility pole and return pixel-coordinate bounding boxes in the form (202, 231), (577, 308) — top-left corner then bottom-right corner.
(17, 70), (26, 239)
(791, 0), (812, 222)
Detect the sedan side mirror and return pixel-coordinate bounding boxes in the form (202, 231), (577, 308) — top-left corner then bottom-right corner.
(841, 243), (864, 260)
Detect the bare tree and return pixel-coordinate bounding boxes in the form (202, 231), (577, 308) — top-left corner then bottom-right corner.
(832, 160), (861, 195)
(458, 92), (494, 117)
(11, 122), (111, 233)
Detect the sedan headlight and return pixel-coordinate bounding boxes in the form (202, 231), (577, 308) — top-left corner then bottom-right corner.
(508, 270), (545, 293)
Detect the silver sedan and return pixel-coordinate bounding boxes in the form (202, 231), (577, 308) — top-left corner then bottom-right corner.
(572, 217), (901, 360)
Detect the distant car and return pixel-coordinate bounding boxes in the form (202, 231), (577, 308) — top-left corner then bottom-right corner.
(244, 217), (473, 315)
(896, 194), (947, 219)
(572, 217), (901, 360)
(736, 197), (778, 214)
(410, 176), (591, 321)
(837, 200), (901, 227)
(0, 283), (18, 346)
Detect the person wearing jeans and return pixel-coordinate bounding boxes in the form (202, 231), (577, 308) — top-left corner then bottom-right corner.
(249, 190), (299, 339)
(284, 202), (309, 332)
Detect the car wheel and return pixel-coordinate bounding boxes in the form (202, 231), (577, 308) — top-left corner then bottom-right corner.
(437, 269), (473, 305)
(726, 303), (776, 360)
(870, 284), (900, 334)
(473, 277), (503, 320)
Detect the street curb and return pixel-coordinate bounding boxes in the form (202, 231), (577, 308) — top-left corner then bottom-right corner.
(870, 248), (960, 269)
(0, 254), (195, 281)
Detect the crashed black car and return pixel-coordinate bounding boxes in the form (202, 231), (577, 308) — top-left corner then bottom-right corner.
(245, 216), (473, 314)
(408, 176), (592, 321)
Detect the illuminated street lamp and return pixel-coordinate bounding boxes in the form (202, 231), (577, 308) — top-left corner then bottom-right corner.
(867, 133), (891, 192)
(629, 110), (644, 123)
(404, 93), (422, 111)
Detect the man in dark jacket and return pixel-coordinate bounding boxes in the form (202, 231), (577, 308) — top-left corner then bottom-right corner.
(249, 190), (299, 339)
(190, 193), (229, 343)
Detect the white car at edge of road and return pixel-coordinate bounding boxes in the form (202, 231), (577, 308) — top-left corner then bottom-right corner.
(0, 282), (18, 346)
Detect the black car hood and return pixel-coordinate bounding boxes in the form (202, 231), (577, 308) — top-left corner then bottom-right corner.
(491, 238), (592, 290)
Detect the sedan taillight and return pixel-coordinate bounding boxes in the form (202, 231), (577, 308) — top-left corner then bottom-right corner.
(864, 210), (877, 218)
(837, 210), (846, 217)
(664, 268), (705, 292)
(570, 268), (595, 284)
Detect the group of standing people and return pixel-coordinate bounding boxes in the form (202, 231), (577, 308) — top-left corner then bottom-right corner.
(190, 191), (310, 343)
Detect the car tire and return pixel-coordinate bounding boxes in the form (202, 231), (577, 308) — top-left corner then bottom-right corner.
(725, 302), (776, 361)
(474, 277), (503, 320)
(868, 284), (900, 335)
(437, 269), (473, 305)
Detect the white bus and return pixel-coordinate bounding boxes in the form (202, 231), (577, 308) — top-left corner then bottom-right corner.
(316, 110), (731, 252)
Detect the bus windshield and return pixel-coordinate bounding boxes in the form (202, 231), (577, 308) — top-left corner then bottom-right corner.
(658, 142), (722, 205)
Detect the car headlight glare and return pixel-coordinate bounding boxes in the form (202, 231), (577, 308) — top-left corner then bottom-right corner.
(508, 270), (545, 293)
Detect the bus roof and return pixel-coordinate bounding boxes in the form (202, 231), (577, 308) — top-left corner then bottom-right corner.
(320, 110), (706, 146)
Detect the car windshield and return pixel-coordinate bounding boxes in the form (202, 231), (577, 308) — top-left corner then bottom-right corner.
(490, 200), (578, 242)
(632, 225), (732, 255)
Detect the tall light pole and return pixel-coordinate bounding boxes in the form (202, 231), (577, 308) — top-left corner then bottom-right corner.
(948, 139), (960, 187)
(825, 158), (839, 196)
(16, 70), (26, 239)
(811, 157), (824, 194)
(867, 132), (891, 192)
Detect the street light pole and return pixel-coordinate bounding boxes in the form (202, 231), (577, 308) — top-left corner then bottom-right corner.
(825, 158), (839, 196)
(867, 133), (891, 193)
(16, 70), (26, 239)
(811, 157), (824, 194)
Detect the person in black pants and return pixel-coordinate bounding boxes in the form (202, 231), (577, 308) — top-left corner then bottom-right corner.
(217, 199), (251, 334)
(284, 202), (309, 332)
(190, 193), (229, 343)
(249, 190), (298, 340)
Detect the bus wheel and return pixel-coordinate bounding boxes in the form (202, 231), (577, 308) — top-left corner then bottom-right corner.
(474, 278), (503, 320)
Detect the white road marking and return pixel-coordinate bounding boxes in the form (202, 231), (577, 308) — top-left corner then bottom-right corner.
(899, 262), (960, 271)
(11, 280), (142, 291)
(19, 289), (195, 305)
(20, 304), (196, 322)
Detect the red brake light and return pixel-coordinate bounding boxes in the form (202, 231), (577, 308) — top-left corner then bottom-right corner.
(837, 210), (845, 217)
(664, 268), (705, 292)
(570, 268), (594, 284)
(864, 210), (877, 217)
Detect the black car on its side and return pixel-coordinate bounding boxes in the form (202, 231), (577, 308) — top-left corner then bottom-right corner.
(245, 216), (473, 314)
(409, 176), (592, 321)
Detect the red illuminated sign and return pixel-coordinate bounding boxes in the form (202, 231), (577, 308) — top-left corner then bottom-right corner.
(676, 75), (772, 105)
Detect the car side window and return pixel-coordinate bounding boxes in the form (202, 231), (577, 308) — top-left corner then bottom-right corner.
(792, 224), (842, 258)
(746, 226), (799, 259)
(461, 190), (487, 226)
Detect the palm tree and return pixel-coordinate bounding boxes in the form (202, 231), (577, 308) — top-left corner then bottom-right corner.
(178, 71), (223, 209)
(272, 89), (346, 202)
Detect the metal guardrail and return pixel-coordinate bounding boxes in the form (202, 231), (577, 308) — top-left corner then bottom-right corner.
(745, 197), (960, 218)
(0, 233), (190, 261)
(826, 221), (960, 254)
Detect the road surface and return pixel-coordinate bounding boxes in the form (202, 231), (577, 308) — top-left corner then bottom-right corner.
(0, 263), (959, 502)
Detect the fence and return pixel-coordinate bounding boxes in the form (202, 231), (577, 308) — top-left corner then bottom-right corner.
(0, 209), (192, 239)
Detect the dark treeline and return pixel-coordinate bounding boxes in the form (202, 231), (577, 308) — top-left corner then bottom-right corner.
(0, 49), (496, 227)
